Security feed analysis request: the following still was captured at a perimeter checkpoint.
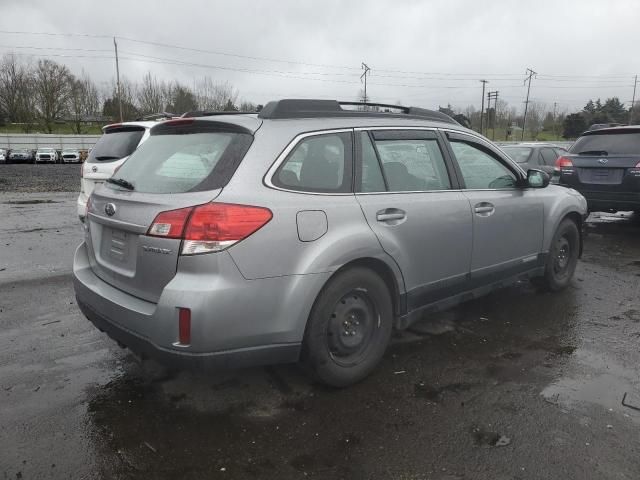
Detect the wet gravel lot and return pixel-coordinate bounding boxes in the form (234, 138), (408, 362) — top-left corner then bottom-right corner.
(0, 164), (81, 193)
(1, 165), (639, 479)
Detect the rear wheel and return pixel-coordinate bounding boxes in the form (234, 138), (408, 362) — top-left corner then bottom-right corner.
(535, 218), (580, 291)
(301, 267), (393, 387)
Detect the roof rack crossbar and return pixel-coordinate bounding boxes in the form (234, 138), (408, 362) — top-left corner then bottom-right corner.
(257, 99), (458, 124)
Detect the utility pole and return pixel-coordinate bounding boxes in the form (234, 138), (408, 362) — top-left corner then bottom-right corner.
(522, 68), (537, 140)
(479, 80), (488, 135)
(553, 102), (558, 138)
(629, 75), (638, 125)
(361, 63), (371, 106)
(488, 91), (499, 140)
(113, 37), (123, 122)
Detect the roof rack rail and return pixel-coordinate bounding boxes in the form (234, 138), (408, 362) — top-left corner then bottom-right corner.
(135, 112), (177, 121)
(181, 110), (256, 118)
(257, 99), (458, 124)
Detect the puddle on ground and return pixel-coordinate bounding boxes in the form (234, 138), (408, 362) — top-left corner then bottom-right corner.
(541, 348), (640, 422)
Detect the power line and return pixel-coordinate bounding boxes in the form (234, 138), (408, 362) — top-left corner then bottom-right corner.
(0, 29), (636, 81)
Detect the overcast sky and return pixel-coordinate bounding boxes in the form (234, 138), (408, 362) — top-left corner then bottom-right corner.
(1, 0), (639, 113)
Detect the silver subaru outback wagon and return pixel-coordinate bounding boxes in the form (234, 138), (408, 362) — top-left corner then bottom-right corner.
(73, 99), (587, 387)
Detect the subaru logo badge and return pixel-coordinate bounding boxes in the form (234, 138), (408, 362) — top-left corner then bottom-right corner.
(92, 165), (98, 173)
(598, 158), (608, 165)
(104, 203), (116, 217)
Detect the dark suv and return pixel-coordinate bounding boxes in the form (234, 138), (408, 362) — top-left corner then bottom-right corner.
(556, 126), (640, 212)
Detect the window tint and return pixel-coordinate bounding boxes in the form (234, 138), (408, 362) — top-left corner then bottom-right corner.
(539, 148), (557, 165)
(501, 146), (532, 164)
(570, 132), (640, 155)
(110, 130), (252, 194)
(274, 132), (351, 193)
(373, 137), (451, 191)
(359, 132), (386, 192)
(88, 128), (145, 163)
(450, 140), (517, 189)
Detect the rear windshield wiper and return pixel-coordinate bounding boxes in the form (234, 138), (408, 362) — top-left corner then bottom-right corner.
(95, 155), (121, 161)
(577, 150), (608, 156)
(106, 177), (135, 190)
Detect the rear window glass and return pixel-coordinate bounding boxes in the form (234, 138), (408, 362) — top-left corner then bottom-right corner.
(87, 128), (145, 163)
(501, 146), (532, 163)
(109, 127), (252, 194)
(570, 132), (640, 155)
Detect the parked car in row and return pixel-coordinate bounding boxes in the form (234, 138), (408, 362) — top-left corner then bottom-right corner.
(74, 99), (587, 387)
(61, 149), (81, 163)
(0, 149), (6, 163)
(499, 143), (568, 177)
(556, 125), (640, 213)
(8, 149), (34, 163)
(35, 147), (59, 164)
(77, 121), (155, 219)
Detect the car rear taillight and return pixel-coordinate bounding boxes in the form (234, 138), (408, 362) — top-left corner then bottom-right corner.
(147, 206), (193, 239)
(555, 156), (573, 168)
(147, 202), (273, 255)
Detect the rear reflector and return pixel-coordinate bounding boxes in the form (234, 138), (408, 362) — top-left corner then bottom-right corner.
(178, 308), (191, 345)
(555, 156), (573, 168)
(147, 202), (273, 255)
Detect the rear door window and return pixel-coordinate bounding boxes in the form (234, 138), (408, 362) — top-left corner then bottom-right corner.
(370, 130), (451, 192)
(109, 122), (253, 194)
(273, 132), (352, 193)
(87, 127), (145, 163)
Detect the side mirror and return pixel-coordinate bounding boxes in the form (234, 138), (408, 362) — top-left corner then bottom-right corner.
(527, 169), (550, 188)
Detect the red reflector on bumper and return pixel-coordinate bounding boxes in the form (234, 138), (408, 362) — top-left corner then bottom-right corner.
(178, 308), (191, 345)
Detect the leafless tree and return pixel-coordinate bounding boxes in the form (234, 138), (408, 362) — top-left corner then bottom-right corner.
(137, 72), (166, 115)
(525, 101), (547, 138)
(32, 59), (73, 133)
(68, 72), (101, 133)
(194, 77), (238, 111)
(238, 100), (257, 112)
(0, 54), (36, 130)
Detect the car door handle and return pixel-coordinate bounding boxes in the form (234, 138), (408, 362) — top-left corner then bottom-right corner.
(376, 209), (406, 222)
(474, 203), (495, 216)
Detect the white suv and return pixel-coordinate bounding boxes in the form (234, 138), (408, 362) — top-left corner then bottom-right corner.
(78, 121), (156, 219)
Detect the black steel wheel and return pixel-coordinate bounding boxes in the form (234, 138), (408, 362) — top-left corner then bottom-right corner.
(535, 218), (580, 291)
(302, 267), (393, 387)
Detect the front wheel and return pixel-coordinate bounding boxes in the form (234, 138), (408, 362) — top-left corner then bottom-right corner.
(535, 218), (580, 291)
(301, 267), (393, 387)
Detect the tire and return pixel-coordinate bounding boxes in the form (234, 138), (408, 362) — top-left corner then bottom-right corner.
(535, 218), (580, 292)
(301, 267), (393, 387)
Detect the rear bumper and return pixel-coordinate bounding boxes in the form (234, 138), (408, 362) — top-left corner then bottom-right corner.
(579, 190), (640, 211)
(77, 298), (301, 370)
(73, 242), (327, 370)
